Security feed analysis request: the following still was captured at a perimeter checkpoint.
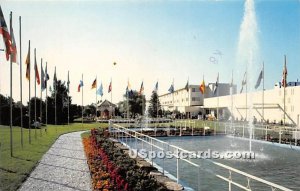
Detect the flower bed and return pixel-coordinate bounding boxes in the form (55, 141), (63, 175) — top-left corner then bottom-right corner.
(83, 129), (167, 191)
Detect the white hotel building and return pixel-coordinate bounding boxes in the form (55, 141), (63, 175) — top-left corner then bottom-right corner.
(159, 82), (300, 127)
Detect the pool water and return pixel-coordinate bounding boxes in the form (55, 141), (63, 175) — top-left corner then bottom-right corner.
(125, 135), (300, 190)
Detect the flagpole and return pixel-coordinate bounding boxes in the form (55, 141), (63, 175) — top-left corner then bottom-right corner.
(34, 48), (37, 139)
(231, 70), (234, 133)
(127, 78), (129, 120)
(67, 71), (70, 126)
(54, 66), (57, 129)
(246, 65), (248, 122)
(40, 58), (42, 137)
(45, 62), (48, 133)
(202, 75), (205, 121)
(187, 77), (190, 119)
(156, 79), (159, 136)
(81, 73), (83, 126)
(95, 76), (97, 121)
(28, 40), (31, 144)
(262, 62), (265, 124)
(283, 55), (286, 129)
(111, 77), (113, 118)
(9, 11), (13, 157)
(19, 16), (24, 148)
(217, 72), (219, 136)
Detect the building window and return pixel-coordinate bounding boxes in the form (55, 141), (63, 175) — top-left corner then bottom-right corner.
(192, 88), (196, 92)
(192, 97), (196, 101)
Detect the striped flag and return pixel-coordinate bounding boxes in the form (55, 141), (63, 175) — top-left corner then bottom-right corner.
(0, 6), (12, 61)
(78, 80), (83, 92)
(139, 81), (144, 95)
(41, 62), (46, 91)
(108, 80), (112, 93)
(10, 24), (17, 63)
(91, 78), (97, 89)
(34, 56), (40, 85)
(25, 44), (30, 80)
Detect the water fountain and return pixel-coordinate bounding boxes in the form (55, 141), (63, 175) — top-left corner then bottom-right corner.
(236, 0), (260, 153)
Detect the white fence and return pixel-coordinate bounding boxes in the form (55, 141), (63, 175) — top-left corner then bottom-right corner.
(109, 121), (292, 191)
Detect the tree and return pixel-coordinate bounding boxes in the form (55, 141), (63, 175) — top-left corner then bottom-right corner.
(83, 104), (96, 117)
(123, 90), (146, 118)
(148, 92), (161, 118)
(47, 80), (73, 124)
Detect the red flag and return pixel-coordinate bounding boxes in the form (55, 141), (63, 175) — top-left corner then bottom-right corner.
(10, 26), (17, 63)
(34, 62), (40, 85)
(108, 81), (112, 93)
(78, 84), (81, 92)
(0, 6), (13, 61)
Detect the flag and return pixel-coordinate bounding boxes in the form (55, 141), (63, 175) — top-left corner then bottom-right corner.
(10, 25), (17, 63)
(168, 84), (174, 93)
(213, 73), (219, 95)
(240, 72), (247, 93)
(126, 80), (133, 97)
(45, 62), (49, 88)
(0, 6), (12, 61)
(34, 58), (40, 85)
(97, 83), (103, 96)
(281, 56), (288, 88)
(108, 80), (112, 93)
(67, 71), (70, 93)
(255, 69), (263, 89)
(78, 80), (83, 92)
(200, 79), (205, 94)
(153, 81), (158, 93)
(25, 44), (30, 80)
(185, 80), (189, 92)
(139, 81), (144, 95)
(91, 78), (97, 89)
(41, 62), (46, 91)
(53, 66), (57, 92)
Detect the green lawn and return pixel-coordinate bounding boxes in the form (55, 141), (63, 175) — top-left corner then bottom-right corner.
(0, 122), (107, 191)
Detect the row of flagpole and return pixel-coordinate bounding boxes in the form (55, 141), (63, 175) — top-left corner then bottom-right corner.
(0, 6), (290, 157)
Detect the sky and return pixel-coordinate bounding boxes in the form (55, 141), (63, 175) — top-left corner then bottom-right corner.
(0, 0), (299, 105)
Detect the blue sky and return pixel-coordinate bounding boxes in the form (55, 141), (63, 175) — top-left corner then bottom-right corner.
(0, 0), (299, 105)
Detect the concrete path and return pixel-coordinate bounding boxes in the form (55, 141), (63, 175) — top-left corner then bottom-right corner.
(19, 131), (91, 191)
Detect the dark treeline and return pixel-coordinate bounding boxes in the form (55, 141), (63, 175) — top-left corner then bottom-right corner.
(0, 80), (82, 127)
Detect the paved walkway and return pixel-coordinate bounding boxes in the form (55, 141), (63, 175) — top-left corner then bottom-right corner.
(19, 131), (91, 191)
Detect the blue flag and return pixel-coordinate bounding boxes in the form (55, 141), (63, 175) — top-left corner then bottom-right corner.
(168, 84), (174, 93)
(97, 83), (103, 96)
(255, 69), (263, 89)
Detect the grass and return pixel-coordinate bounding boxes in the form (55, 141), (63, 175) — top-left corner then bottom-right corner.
(0, 122), (108, 191)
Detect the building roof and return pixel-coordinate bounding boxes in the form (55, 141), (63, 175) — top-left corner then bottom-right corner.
(98, 99), (116, 108)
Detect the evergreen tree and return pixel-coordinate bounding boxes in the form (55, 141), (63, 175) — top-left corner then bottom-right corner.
(148, 92), (161, 118)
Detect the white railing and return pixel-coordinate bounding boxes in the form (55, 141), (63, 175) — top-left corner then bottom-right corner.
(109, 121), (292, 191)
(224, 123), (300, 146)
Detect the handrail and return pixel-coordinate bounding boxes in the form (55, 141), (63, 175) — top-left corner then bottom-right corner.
(109, 120), (293, 191)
